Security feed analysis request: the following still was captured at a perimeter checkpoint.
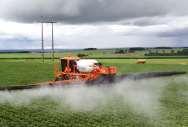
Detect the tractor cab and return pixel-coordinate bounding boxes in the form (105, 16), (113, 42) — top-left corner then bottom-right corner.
(60, 56), (80, 73)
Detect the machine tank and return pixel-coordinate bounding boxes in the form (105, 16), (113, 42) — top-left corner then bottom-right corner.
(76, 59), (98, 72)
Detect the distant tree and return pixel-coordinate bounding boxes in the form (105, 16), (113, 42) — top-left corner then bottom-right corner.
(171, 50), (175, 54)
(129, 47), (145, 51)
(77, 53), (88, 58)
(181, 49), (188, 55)
(84, 48), (97, 51)
(115, 49), (125, 54)
(155, 50), (159, 54)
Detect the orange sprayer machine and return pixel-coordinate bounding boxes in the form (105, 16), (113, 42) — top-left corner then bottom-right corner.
(51, 56), (117, 85)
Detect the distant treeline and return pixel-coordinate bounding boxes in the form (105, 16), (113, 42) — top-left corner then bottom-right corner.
(145, 48), (188, 56)
(84, 48), (98, 51)
(115, 47), (145, 54)
(0, 51), (31, 53)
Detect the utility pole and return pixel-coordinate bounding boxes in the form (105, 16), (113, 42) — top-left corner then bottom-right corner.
(51, 22), (55, 61)
(41, 22), (45, 63)
(40, 16), (56, 62)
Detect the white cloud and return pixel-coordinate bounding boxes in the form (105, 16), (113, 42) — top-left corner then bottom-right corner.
(0, 16), (188, 49)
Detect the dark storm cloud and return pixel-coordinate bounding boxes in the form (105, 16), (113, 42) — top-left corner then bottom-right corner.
(0, 0), (188, 23)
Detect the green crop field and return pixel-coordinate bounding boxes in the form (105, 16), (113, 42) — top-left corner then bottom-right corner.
(0, 58), (188, 86)
(0, 58), (187, 127)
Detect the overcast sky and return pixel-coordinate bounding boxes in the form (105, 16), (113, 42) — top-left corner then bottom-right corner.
(0, 0), (188, 49)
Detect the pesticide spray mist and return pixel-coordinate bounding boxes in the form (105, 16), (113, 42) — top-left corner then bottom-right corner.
(0, 76), (187, 117)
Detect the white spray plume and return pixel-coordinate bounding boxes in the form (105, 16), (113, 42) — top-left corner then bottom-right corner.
(0, 76), (187, 117)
